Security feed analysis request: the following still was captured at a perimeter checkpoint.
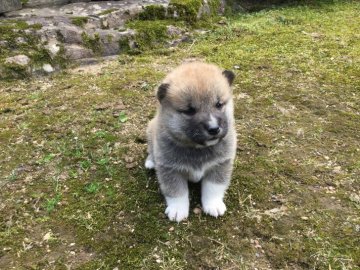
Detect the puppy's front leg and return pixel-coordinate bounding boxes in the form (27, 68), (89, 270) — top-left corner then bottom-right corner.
(157, 166), (189, 222)
(202, 160), (233, 218)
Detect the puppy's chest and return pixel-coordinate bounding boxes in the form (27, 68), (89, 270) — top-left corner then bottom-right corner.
(186, 162), (215, 182)
(188, 168), (206, 183)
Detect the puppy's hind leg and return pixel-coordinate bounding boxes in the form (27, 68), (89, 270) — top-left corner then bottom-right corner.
(157, 166), (189, 222)
(145, 119), (155, 169)
(145, 155), (155, 169)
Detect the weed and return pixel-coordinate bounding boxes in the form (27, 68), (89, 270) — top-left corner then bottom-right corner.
(81, 32), (102, 54)
(118, 111), (128, 123)
(45, 194), (61, 212)
(71, 17), (89, 28)
(84, 182), (101, 194)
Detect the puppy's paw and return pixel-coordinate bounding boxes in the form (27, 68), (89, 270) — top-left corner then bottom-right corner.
(165, 205), (189, 222)
(145, 156), (155, 169)
(165, 196), (189, 222)
(202, 199), (226, 217)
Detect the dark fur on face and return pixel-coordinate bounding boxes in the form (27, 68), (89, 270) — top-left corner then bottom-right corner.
(183, 109), (229, 145)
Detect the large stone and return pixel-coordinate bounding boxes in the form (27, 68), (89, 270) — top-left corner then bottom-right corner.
(166, 25), (183, 37)
(64, 44), (94, 60)
(5, 55), (31, 66)
(24, 0), (70, 8)
(93, 29), (135, 56)
(57, 22), (84, 44)
(42, 63), (55, 73)
(44, 40), (61, 58)
(69, 0), (91, 3)
(0, 0), (21, 13)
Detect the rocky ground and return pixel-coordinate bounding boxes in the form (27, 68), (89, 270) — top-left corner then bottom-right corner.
(1, 0), (359, 269)
(1, 0), (220, 79)
(0, 1), (170, 77)
(6, 0), (169, 58)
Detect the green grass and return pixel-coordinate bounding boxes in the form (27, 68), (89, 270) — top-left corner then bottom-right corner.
(97, 8), (119, 16)
(0, 1), (359, 269)
(81, 32), (102, 54)
(71, 16), (89, 28)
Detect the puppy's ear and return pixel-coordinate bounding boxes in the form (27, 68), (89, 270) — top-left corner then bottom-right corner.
(222, 70), (235, 86)
(157, 83), (169, 102)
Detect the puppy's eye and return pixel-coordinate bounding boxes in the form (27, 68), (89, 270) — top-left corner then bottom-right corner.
(215, 101), (224, 109)
(178, 107), (196, 116)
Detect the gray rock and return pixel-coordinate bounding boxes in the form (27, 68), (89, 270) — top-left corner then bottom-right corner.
(197, 0), (226, 19)
(0, 40), (9, 47)
(69, 0), (90, 3)
(42, 63), (54, 73)
(84, 29), (135, 56)
(57, 23), (83, 44)
(92, 30), (117, 56)
(166, 25), (183, 37)
(103, 10), (128, 29)
(44, 40), (61, 58)
(5, 55), (31, 66)
(15, 37), (26, 44)
(64, 44), (94, 60)
(24, 0), (70, 8)
(85, 17), (102, 30)
(197, 0), (211, 19)
(0, 0), (21, 13)
(36, 25), (59, 43)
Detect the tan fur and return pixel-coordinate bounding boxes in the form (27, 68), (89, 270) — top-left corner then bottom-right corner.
(161, 62), (231, 110)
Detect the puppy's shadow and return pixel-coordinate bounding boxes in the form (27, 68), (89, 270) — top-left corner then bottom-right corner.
(188, 182), (202, 208)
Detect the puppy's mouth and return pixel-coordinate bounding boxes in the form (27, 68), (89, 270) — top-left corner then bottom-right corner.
(204, 137), (220, 146)
(184, 126), (228, 148)
(196, 135), (224, 147)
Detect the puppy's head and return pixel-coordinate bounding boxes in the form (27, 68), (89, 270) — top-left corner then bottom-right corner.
(157, 62), (235, 147)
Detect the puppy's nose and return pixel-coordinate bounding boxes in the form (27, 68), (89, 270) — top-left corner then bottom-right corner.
(207, 126), (220, 135)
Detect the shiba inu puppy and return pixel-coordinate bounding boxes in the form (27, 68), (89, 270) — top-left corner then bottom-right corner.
(145, 62), (236, 222)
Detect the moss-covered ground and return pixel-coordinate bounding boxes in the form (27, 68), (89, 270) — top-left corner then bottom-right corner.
(0, 1), (359, 269)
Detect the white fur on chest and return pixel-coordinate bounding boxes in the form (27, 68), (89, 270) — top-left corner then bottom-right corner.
(187, 159), (222, 182)
(188, 168), (205, 182)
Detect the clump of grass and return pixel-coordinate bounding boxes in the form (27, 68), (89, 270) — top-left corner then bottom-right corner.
(168, 0), (202, 22)
(97, 8), (118, 16)
(1, 62), (30, 79)
(137, 5), (167, 20)
(81, 32), (102, 54)
(85, 182), (101, 194)
(71, 16), (89, 28)
(118, 37), (131, 53)
(126, 20), (168, 52)
(45, 194), (61, 212)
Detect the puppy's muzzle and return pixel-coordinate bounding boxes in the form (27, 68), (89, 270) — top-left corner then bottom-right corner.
(206, 125), (220, 136)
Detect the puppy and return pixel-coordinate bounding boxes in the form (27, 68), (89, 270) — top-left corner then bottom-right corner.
(145, 62), (236, 222)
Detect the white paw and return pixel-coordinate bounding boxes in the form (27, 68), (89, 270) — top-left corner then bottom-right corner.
(201, 181), (228, 218)
(144, 156), (155, 169)
(165, 195), (189, 222)
(202, 199), (227, 217)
